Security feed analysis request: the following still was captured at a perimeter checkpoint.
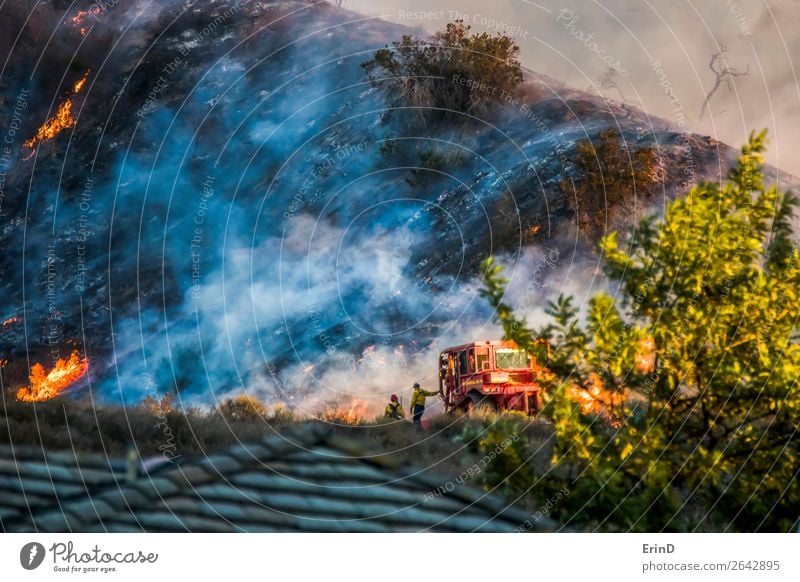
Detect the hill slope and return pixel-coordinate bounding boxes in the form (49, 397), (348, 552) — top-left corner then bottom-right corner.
(0, 0), (792, 409)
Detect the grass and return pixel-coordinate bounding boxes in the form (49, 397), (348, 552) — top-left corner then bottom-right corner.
(1, 391), (734, 529)
(0, 392), (555, 486)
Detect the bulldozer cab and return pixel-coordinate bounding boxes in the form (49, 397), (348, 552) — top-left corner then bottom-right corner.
(494, 347), (532, 369)
(438, 341), (542, 415)
(439, 346), (489, 390)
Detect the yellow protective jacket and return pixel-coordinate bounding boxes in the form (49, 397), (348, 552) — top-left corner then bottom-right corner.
(384, 401), (404, 419)
(410, 387), (438, 409)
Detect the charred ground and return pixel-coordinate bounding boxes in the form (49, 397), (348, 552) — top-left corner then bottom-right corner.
(0, 1), (795, 411)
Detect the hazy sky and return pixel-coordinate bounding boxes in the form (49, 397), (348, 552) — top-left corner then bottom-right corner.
(340, 0), (800, 177)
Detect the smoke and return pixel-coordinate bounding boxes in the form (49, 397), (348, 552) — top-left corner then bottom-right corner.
(3, 0), (794, 415)
(360, 0), (800, 177)
(67, 0), (523, 413)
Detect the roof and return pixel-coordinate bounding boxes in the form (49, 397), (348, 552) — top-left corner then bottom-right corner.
(0, 444), (132, 526)
(0, 425), (556, 532)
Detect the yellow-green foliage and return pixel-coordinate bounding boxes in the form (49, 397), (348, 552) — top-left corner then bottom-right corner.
(481, 130), (799, 531)
(462, 417), (533, 499)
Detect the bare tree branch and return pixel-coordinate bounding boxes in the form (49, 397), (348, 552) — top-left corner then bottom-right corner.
(699, 46), (750, 119)
(597, 68), (632, 118)
(598, 68), (627, 102)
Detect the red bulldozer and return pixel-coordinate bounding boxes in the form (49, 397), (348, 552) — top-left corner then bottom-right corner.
(438, 340), (544, 415)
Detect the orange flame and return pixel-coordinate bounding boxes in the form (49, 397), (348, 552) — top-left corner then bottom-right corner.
(2, 317), (19, 327)
(567, 374), (624, 424)
(635, 337), (656, 373)
(318, 398), (372, 424)
(72, 73), (89, 93)
(70, 10), (91, 35)
(23, 71), (90, 156)
(71, 10), (89, 25)
(342, 398), (370, 423)
(16, 350), (89, 402)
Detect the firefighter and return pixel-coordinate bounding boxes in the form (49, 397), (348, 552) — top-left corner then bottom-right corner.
(410, 382), (438, 425)
(384, 394), (404, 419)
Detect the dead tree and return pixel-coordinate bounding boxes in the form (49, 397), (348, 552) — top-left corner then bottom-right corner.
(699, 46), (749, 119)
(598, 68), (627, 104)
(597, 68), (632, 118)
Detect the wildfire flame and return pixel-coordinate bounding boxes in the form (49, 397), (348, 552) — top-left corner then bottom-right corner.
(71, 10), (88, 25)
(318, 398), (372, 424)
(342, 399), (370, 424)
(635, 337), (656, 373)
(16, 350), (89, 403)
(567, 374), (624, 425)
(70, 10), (92, 35)
(23, 71), (90, 156)
(72, 73), (89, 93)
(564, 340), (654, 425)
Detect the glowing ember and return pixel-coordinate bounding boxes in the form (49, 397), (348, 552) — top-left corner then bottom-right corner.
(23, 71), (90, 156)
(71, 10), (88, 25)
(16, 350), (89, 403)
(70, 10), (92, 35)
(72, 73), (89, 93)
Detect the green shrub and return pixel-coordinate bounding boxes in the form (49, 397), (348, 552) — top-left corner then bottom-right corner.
(461, 416), (534, 500)
(560, 127), (661, 238)
(216, 394), (268, 421)
(362, 20), (523, 125)
(482, 131), (800, 531)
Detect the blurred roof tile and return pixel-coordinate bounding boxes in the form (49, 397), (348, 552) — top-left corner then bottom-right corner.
(1, 426), (557, 532)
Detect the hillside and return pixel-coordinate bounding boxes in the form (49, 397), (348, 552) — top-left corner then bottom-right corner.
(0, 0), (793, 410)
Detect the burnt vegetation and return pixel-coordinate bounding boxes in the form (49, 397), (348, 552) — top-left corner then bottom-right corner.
(560, 128), (662, 239)
(363, 20), (527, 188)
(362, 20), (524, 126)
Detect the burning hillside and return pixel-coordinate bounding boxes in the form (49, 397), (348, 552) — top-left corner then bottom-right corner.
(0, 0), (790, 410)
(23, 70), (90, 158)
